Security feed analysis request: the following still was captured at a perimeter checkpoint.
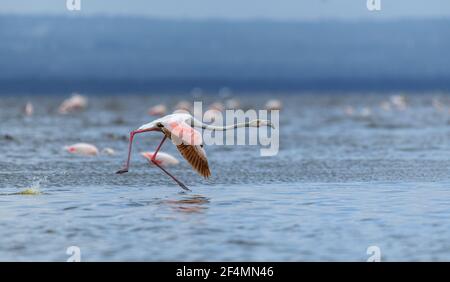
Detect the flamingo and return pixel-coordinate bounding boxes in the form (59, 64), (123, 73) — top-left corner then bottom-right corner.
(141, 151), (180, 166)
(390, 95), (407, 111)
(102, 148), (116, 156)
(148, 104), (167, 116)
(23, 102), (33, 116)
(116, 113), (274, 190)
(65, 143), (99, 156)
(58, 93), (88, 114)
(174, 101), (192, 112)
(225, 98), (240, 110)
(265, 99), (282, 110)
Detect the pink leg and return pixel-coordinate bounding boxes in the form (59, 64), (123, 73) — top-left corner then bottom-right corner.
(116, 128), (155, 174)
(153, 135), (167, 156)
(151, 136), (190, 191)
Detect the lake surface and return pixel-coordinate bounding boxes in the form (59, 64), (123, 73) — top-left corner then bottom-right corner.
(1, 93), (450, 261)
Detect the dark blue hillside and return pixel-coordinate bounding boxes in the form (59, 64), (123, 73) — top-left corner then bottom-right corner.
(0, 15), (449, 93)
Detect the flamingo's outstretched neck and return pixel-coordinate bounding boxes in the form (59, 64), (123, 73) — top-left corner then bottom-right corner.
(190, 118), (273, 131)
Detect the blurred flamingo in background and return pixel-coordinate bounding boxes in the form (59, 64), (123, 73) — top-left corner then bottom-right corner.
(23, 102), (33, 116)
(265, 99), (282, 110)
(148, 104), (167, 116)
(65, 143), (99, 156)
(174, 101), (192, 113)
(141, 151), (180, 166)
(390, 95), (407, 111)
(102, 148), (116, 156)
(58, 93), (88, 114)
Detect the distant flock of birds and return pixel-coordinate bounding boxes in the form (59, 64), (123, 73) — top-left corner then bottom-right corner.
(18, 93), (281, 190)
(343, 95), (407, 117)
(15, 92), (450, 190)
(19, 93), (450, 159)
(342, 94), (450, 118)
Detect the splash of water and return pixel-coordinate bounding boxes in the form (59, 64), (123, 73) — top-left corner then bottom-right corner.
(17, 176), (47, 195)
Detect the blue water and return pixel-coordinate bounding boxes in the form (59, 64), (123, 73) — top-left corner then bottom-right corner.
(1, 93), (450, 261)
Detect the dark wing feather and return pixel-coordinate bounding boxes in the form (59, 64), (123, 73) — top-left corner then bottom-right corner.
(176, 144), (211, 178)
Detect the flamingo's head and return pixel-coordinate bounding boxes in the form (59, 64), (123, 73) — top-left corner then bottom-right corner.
(249, 119), (275, 129)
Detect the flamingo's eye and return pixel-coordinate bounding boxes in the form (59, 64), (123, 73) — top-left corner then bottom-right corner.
(157, 122), (163, 128)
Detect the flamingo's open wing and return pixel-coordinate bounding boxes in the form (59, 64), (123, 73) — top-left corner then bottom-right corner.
(176, 143), (211, 178)
(165, 121), (211, 178)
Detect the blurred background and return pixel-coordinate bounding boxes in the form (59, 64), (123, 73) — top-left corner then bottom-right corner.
(0, 0), (449, 94)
